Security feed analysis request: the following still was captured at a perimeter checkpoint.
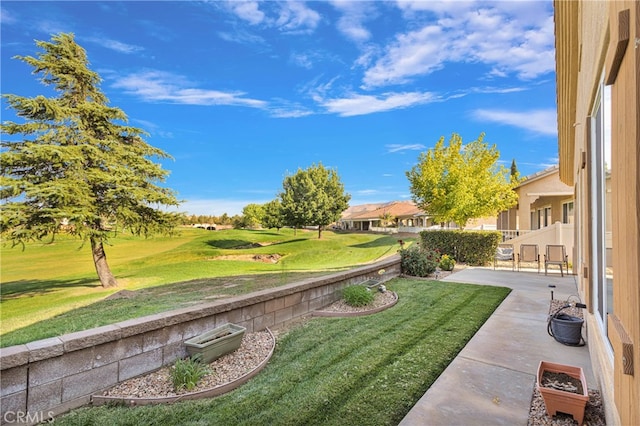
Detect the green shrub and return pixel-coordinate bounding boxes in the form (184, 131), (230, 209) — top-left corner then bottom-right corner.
(170, 355), (210, 392)
(399, 245), (439, 277)
(342, 285), (374, 307)
(439, 254), (455, 271)
(420, 230), (501, 265)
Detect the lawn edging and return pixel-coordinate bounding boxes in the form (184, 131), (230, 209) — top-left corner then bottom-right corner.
(0, 256), (400, 425)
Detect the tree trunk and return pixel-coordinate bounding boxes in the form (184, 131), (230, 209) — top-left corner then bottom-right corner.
(90, 237), (118, 288)
(318, 226), (323, 239)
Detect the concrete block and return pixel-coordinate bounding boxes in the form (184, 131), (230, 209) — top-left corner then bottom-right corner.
(93, 335), (143, 368)
(182, 318), (217, 341)
(265, 297), (285, 313)
(59, 324), (122, 352)
(284, 292), (303, 307)
(274, 306), (294, 325)
(118, 348), (162, 381)
(27, 379), (61, 413)
(0, 365), (27, 395)
(143, 325), (183, 351)
(0, 345), (29, 370)
(62, 363), (118, 401)
(0, 390), (26, 423)
(29, 347), (94, 388)
(25, 338), (64, 362)
(253, 313), (275, 331)
(162, 341), (185, 366)
(242, 303), (265, 321)
(214, 309), (243, 327)
(117, 313), (167, 338)
(309, 294), (331, 311)
(292, 301), (310, 318)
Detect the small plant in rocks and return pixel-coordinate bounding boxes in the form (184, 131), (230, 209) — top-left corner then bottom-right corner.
(170, 355), (210, 392)
(342, 285), (375, 307)
(439, 254), (455, 271)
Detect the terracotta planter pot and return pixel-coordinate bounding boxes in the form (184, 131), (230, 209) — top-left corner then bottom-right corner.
(537, 361), (589, 425)
(185, 323), (246, 364)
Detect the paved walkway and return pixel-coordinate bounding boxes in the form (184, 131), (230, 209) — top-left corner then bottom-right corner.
(399, 267), (596, 426)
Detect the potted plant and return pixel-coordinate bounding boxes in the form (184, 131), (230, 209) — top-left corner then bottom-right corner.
(185, 323), (246, 364)
(537, 360), (589, 425)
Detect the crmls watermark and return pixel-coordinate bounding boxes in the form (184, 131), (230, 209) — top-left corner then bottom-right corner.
(2, 410), (55, 424)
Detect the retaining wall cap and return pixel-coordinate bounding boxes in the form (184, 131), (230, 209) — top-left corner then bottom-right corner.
(0, 344), (30, 370)
(59, 324), (122, 353)
(26, 337), (64, 362)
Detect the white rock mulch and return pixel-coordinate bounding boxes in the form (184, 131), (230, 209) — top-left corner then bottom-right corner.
(103, 330), (273, 399)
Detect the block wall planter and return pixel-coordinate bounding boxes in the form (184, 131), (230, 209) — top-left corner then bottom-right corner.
(537, 361), (589, 425)
(185, 323), (246, 364)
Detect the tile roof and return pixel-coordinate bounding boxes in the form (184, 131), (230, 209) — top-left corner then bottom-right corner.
(342, 201), (425, 220)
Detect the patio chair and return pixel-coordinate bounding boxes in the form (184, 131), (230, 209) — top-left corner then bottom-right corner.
(494, 244), (515, 271)
(544, 244), (569, 276)
(517, 244), (540, 273)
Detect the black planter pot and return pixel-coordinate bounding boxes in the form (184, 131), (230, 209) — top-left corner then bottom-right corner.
(548, 313), (584, 346)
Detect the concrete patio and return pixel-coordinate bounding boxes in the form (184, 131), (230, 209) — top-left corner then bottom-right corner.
(399, 267), (596, 425)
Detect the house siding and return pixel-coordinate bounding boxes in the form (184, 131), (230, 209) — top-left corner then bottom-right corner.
(555, 1), (639, 425)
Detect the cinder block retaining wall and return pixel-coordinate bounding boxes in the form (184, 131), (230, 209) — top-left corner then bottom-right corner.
(0, 257), (400, 424)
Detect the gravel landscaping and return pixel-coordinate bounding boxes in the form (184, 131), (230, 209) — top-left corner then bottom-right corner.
(103, 330), (273, 399)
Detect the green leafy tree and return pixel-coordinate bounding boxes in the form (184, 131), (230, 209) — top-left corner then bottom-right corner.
(279, 163), (350, 238)
(0, 33), (179, 288)
(406, 133), (519, 228)
(379, 211), (395, 227)
(262, 199), (285, 231)
(241, 203), (265, 229)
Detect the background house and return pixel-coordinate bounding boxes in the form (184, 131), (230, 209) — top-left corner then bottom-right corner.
(338, 200), (494, 233)
(497, 165), (574, 232)
(554, 0), (639, 424)
(496, 165), (575, 264)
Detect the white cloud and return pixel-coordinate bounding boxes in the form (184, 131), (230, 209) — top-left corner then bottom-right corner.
(472, 108), (557, 136)
(363, 1), (554, 87)
(111, 71), (267, 108)
(228, 1), (265, 25)
(276, 1), (321, 34)
(321, 91), (438, 117)
(225, 1), (320, 34)
(330, 1), (376, 43)
(84, 37), (143, 54)
(386, 144), (426, 153)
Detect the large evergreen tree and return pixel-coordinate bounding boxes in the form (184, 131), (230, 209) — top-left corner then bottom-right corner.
(406, 133), (519, 228)
(279, 163), (350, 238)
(1, 33), (179, 288)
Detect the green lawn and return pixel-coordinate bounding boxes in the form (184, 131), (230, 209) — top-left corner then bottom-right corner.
(1, 228), (412, 346)
(56, 279), (510, 426)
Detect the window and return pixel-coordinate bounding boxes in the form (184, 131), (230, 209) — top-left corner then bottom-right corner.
(590, 78), (613, 344)
(562, 201), (574, 224)
(544, 207), (552, 227)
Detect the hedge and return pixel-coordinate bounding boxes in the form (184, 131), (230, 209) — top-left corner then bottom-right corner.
(419, 230), (502, 266)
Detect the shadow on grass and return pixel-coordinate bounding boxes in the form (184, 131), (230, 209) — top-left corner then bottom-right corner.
(0, 278), (99, 299)
(205, 238), (308, 249)
(0, 271), (332, 348)
(349, 235), (407, 249)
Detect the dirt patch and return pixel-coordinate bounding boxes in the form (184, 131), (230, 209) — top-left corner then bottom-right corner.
(231, 242), (275, 249)
(104, 290), (138, 300)
(213, 254), (282, 263)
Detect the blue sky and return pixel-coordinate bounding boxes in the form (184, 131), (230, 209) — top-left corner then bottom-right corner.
(1, 1), (557, 216)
